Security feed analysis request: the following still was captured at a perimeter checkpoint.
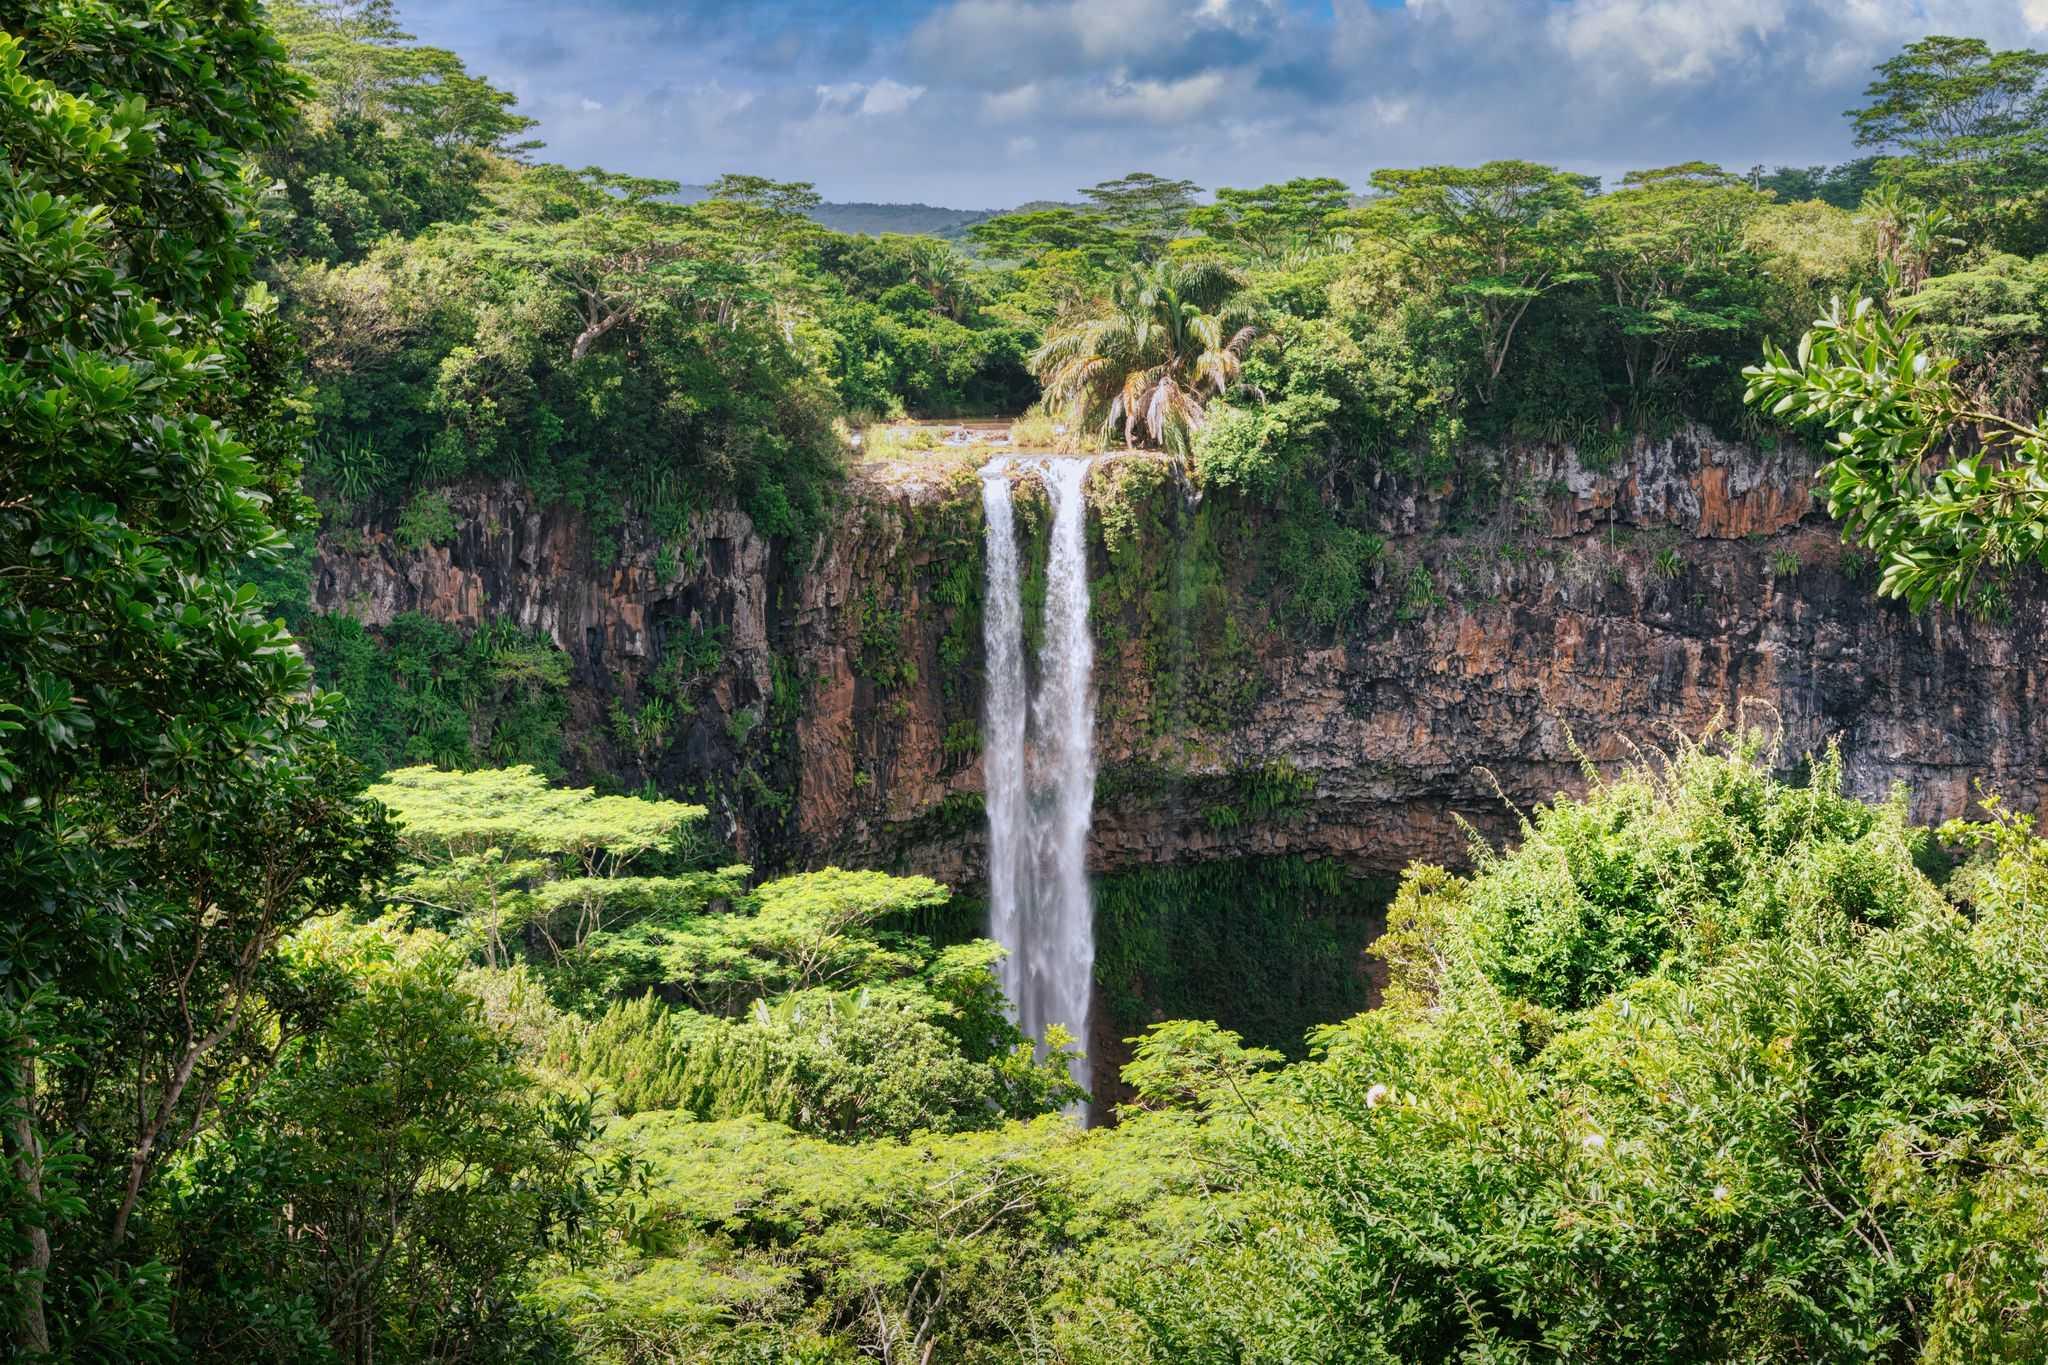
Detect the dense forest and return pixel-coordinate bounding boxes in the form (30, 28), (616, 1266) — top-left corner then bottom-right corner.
(7, 1), (2048, 1360)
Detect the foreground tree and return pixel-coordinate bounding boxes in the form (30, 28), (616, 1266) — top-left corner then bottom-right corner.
(1031, 258), (1257, 456)
(0, 3), (398, 1352)
(1744, 296), (2048, 611)
(171, 926), (633, 1364)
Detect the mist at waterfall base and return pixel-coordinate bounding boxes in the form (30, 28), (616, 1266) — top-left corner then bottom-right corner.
(980, 457), (1097, 1109)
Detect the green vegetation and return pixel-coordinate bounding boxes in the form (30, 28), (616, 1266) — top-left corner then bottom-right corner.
(1066, 733), (2048, 1361)
(1095, 856), (1386, 1062)
(14, 1), (2048, 1359)
(298, 613), (571, 773)
(1033, 258), (1257, 456)
(0, 5), (386, 1352)
(1747, 295), (2048, 612)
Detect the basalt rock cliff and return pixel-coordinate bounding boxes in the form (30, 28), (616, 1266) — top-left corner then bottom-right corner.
(313, 428), (2048, 887)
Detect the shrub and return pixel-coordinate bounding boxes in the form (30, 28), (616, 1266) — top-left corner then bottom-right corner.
(394, 490), (458, 550)
(1110, 729), (2048, 1362)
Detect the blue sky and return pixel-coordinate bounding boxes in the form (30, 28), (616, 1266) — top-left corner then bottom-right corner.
(395, 0), (2048, 206)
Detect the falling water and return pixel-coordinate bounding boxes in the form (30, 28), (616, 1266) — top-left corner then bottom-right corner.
(980, 469), (1032, 1031)
(980, 456), (1096, 1100)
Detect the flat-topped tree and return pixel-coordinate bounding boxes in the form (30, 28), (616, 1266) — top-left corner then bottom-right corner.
(1081, 171), (1202, 256)
(367, 766), (743, 963)
(965, 207), (1140, 325)
(1849, 35), (2048, 210)
(968, 207), (1136, 268)
(1189, 177), (1354, 263)
(368, 764), (705, 874)
(1350, 160), (1596, 403)
(459, 165), (702, 363)
(583, 866), (951, 1014)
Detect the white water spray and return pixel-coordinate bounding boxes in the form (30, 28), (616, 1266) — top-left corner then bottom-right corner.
(980, 456), (1096, 1099)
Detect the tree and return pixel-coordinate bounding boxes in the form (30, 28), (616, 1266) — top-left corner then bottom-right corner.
(1849, 36), (2048, 206)
(904, 236), (975, 322)
(1909, 250), (2048, 417)
(468, 167), (714, 363)
(1188, 177), (1353, 262)
(1745, 295), (2048, 612)
(367, 766), (738, 967)
(968, 207), (1135, 268)
(1031, 258), (1257, 456)
(1857, 181), (1966, 297)
(0, 4), (409, 1351)
(1752, 157), (1884, 209)
(171, 926), (634, 1363)
(1587, 164), (1772, 390)
(264, 0), (538, 261)
(369, 765), (707, 875)
(286, 153), (847, 538)
(1080, 171), (1201, 254)
(1353, 160), (1595, 401)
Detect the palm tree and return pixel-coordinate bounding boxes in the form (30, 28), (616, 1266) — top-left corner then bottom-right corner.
(1030, 258), (1257, 456)
(906, 237), (974, 321)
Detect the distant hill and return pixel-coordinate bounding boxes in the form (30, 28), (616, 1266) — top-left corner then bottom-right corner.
(805, 201), (1002, 240)
(671, 186), (1078, 241)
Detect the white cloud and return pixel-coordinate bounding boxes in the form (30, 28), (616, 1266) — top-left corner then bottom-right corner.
(684, 81), (756, 124)
(815, 77), (928, 117)
(983, 82), (1043, 120)
(579, 96), (605, 112)
(859, 78), (928, 116)
(1548, 0), (1791, 86)
(1075, 70), (1230, 124)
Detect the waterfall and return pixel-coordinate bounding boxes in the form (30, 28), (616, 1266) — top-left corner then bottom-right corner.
(979, 469), (1032, 1033)
(980, 456), (1096, 1100)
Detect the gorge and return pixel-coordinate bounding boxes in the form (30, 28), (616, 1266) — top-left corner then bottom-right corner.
(308, 424), (2048, 1080)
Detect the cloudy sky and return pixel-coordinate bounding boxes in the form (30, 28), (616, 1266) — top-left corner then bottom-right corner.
(395, 0), (2048, 207)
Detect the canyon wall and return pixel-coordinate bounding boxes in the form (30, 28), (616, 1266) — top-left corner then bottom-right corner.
(313, 429), (2048, 886)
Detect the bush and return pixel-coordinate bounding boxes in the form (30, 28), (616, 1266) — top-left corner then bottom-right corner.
(1109, 729), (2048, 1362)
(394, 489), (457, 550)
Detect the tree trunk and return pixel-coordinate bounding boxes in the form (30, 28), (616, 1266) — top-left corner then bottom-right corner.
(109, 1012), (237, 1249)
(6, 1050), (51, 1356)
(570, 309), (627, 362)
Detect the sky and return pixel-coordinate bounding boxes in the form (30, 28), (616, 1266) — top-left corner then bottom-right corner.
(395, 0), (2048, 207)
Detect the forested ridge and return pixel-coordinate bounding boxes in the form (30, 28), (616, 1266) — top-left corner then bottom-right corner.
(8, 1), (2048, 1360)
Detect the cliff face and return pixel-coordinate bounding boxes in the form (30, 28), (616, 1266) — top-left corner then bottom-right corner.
(313, 428), (2048, 882)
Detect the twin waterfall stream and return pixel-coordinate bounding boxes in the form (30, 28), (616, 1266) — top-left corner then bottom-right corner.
(979, 457), (1096, 1102)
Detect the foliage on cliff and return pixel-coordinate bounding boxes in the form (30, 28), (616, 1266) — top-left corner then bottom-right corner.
(263, 2), (1029, 545)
